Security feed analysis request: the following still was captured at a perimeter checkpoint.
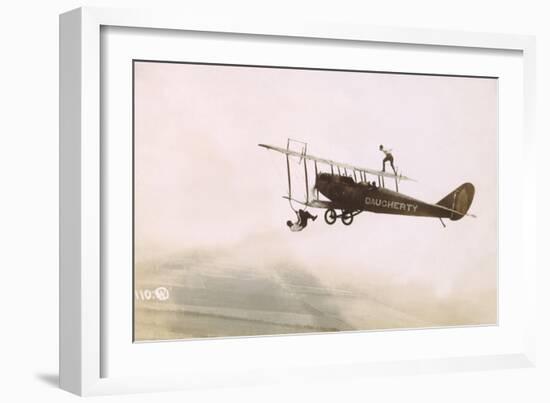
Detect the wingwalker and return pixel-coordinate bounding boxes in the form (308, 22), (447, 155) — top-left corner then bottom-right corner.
(259, 139), (476, 229)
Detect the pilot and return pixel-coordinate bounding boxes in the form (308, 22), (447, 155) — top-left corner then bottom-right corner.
(379, 144), (397, 175)
(286, 209), (317, 232)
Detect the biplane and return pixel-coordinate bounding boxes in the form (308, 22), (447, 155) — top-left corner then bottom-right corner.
(259, 139), (475, 227)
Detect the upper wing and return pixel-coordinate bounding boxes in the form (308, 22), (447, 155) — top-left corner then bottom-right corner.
(259, 143), (415, 181)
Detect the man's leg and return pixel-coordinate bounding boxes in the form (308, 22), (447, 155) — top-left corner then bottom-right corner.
(390, 160), (397, 175)
(304, 211), (317, 221)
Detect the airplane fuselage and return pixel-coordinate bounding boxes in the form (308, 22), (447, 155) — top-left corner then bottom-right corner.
(315, 173), (455, 219)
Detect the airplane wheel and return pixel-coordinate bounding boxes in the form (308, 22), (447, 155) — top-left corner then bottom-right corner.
(342, 211), (354, 226)
(324, 209), (337, 225)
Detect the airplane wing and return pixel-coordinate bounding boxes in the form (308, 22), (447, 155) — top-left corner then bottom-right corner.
(259, 143), (416, 182)
(282, 196), (335, 209)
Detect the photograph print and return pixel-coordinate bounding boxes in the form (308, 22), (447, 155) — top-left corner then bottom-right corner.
(133, 60), (497, 342)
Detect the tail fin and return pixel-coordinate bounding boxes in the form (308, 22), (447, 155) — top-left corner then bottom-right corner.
(436, 183), (475, 221)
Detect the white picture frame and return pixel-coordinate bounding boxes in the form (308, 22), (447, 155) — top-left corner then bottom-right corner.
(59, 6), (537, 396)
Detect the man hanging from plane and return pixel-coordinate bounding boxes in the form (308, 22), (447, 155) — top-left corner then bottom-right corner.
(379, 144), (397, 175)
(286, 209), (317, 232)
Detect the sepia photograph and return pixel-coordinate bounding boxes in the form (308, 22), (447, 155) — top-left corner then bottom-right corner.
(133, 60), (497, 342)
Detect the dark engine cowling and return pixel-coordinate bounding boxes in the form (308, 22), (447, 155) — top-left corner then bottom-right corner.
(315, 173), (365, 209)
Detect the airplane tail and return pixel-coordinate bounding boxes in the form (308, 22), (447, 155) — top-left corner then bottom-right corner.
(436, 183), (475, 221)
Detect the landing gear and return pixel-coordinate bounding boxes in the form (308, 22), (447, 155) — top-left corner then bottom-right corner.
(324, 209), (357, 225)
(324, 209), (337, 225)
(341, 210), (354, 225)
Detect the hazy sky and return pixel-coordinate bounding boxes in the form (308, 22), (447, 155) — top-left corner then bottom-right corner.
(134, 61), (497, 302)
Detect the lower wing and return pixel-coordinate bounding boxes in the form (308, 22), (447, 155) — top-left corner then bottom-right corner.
(282, 196), (334, 209)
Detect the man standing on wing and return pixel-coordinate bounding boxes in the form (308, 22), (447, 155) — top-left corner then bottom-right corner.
(379, 144), (397, 175)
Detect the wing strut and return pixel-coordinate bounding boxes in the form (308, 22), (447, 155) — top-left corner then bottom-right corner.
(303, 144), (309, 204)
(285, 139), (296, 212)
(314, 161), (319, 199)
